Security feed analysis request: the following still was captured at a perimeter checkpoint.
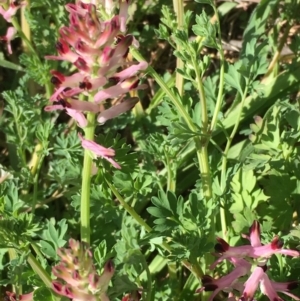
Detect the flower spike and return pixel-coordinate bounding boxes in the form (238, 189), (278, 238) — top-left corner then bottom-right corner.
(44, 0), (147, 168)
(52, 239), (115, 301)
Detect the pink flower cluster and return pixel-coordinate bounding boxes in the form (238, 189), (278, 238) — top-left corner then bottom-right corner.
(197, 221), (300, 301)
(0, 0), (26, 54)
(45, 0), (147, 168)
(4, 291), (33, 301)
(52, 239), (114, 301)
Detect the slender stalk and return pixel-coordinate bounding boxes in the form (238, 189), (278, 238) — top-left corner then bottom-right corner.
(195, 139), (212, 200)
(28, 144), (42, 176)
(14, 113), (27, 168)
(210, 5), (226, 238)
(132, 48), (213, 199)
(10, 17), (39, 59)
(27, 253), (52, 288)
(20, 0), (37, 96)
(145, 75), (175, 113)
(130, 88), (144, 119)
(165, 150), (176, 192)
(220, 83), (250, 190)
(80, 112), (96, 244)
(107, 181), (203, 279)
(8, 249), (17, 293)
(131, 49), (197, 133)
(27, 252), (61, 300)
(107, 181), (152, 232)
(31, 152), (45, 214)
(210, 6), (225, 134)
(173, 0), (184, 96)
(191, 54), (208, 132)
(190, 50), (212, 201)
(265, 22), (291, 78)
(133, 40), (213, 202)
(142, 257), (153, 301)
(219, 81), (249, 240)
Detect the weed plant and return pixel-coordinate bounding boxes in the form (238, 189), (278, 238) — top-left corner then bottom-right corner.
(0, 0), (300, 300)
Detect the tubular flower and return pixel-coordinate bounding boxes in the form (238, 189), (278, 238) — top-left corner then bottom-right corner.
(45, 0), (147, 168)
(5, 291), (34, 301)
(78, 133), (121, 169)
(197, 221), (300, 301)
(52, 239), (115, 301)
(0, 26), (16, 54)
(0, 1), (26, 23)
(0, 0), (25, 53)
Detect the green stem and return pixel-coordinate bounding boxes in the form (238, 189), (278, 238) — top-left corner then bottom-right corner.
(27, 253), (52, 288)
(210, 5), (226, 239)
(191, 54), (208, 133)
(107, 181), (152, 232)
(107, 181), (203, 279)
(265, 22), (291, 78)
(145, 75), (175, 113)
(195, 139), (212, 201)
(141, 256), (153, 301)
(131, 49), (196, 133)
(165, 150), (176, 192)
(8, 249), (17, 293)
(210, 6), (225, 134)
(219, 85), (248, 241)
(10, 17), (39, 59)
(132, 48), (212, 201)
(27, 252), (61, 300)
(80, 112), (96, 244)
(189, 40), (213, 202)
(195, 144), (213, 205)
(31, 152), (45, 213)
(220, 83), (250, 193)
(191, 47), (212, 200)
(173, 0), (184, 96)
(14, 113), (27, 168)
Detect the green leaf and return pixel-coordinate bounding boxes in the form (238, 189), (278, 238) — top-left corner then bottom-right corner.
(192, 10), (217, 48)
(151, 191), (172, 213)
(242, 0), (278, 53)
(147, 207), (168, 218)
(94, 240), (107, 268)
(33, 287), (54, 301)
(39, 240), (56, 259)
(195, 0), (214, 4)
(217, 2), (237, 16)
(224, 62), (245, 96)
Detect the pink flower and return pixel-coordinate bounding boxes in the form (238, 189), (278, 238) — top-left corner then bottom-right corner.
(94, 78), (146, 103)
(271, 280), (300, 300)
(5, 291), (34, 301)
(78, 133), (121, 169)
(241, 266), (265, 300)
(0, 26), (16, 54)
(97, 97), (139, 124)
(119, 0), (129, 32)
(197, 221), (300, 301)
(197, 260), (251, 301)
(0, 1), (26, 23)
(211, 235), (299, 269)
